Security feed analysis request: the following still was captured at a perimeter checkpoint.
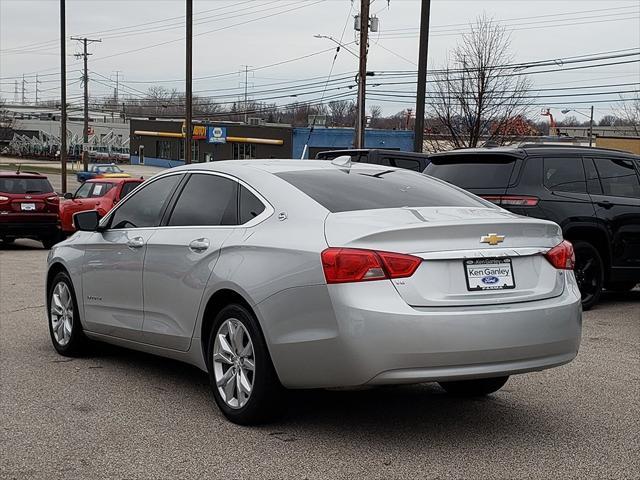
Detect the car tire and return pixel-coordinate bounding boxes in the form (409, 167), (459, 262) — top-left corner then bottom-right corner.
(573, 241), (604, 311)
(438, 376), (509, 396)
(206, 304), (282, 425)
(606, 281), (638, 292)
(47, 272), (88, 356)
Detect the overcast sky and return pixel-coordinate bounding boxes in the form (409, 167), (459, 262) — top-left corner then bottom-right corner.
(1, 0), (639, 120)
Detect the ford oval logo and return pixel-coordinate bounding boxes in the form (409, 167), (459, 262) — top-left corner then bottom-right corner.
(482, 275), (499, 285)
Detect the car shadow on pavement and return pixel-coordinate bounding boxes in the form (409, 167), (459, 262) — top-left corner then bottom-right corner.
(596, 289), (640, 307)
(0, 239), (46, 250)
(84, 341), (559, 444)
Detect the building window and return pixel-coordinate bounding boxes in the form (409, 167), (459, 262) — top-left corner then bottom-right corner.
(178, 141), (200, 162)
(157, 140), (172, 159)
(232, 143), (255, 160)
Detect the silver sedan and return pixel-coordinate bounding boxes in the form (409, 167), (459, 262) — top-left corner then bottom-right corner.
(46, 159), (582, 424)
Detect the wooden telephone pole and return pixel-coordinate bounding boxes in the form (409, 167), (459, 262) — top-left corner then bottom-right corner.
(355, 0), (370, 149)
(185, 0), (193, 164)
(71, 36), (101, 172)
(60, 0), (67, 193)
(413, 0), (431, 152)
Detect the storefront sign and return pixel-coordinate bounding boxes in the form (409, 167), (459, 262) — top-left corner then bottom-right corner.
(208, 126), (227, 144)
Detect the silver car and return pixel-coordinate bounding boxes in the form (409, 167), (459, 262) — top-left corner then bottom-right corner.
(46, 159), (582, 424)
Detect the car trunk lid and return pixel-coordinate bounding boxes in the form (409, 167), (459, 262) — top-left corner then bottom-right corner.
(324, 207), (566, 306)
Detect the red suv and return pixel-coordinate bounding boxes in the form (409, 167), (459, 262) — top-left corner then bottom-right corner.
(0, 170), (61, 248)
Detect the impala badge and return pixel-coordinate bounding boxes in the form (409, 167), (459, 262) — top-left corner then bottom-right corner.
(480, 233), (505, 246)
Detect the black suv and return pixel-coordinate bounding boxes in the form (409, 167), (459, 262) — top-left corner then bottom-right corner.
(316, 149), (430, 172)
(424, 145), (640, 309)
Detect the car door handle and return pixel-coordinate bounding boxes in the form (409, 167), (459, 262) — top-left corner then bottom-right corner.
(127, 237), (145, 249)
(597, 201), (613, 209)
(189, 238), (210, 252)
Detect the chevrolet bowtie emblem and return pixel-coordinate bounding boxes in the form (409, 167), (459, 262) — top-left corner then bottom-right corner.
(480, 233), (505, 245)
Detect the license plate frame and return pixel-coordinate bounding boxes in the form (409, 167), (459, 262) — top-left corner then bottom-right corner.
(20, 203), (36, 211)
(464, 258), (516, 291)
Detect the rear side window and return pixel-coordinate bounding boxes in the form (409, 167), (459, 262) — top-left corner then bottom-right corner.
(109, 174), (181, 229)
(276, 169), (487, 213)
(593, 158), (640, 198)
(168, 173), (238, 226)
(424, 155), (517, 189)
(239, 185), (265, 224)
(389, 158), (422, 172)
(0, 177), (53, 194)
(543, 157), (587, 193)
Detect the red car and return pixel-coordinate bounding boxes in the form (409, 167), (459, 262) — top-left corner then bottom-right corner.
(0, 170), (60, 248)
(60, 177), (143, 234)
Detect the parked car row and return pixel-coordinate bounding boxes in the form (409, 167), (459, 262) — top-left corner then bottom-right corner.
(0, 169), (143, 247)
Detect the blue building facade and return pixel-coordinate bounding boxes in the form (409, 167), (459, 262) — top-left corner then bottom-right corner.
(292, 127), (414, 159)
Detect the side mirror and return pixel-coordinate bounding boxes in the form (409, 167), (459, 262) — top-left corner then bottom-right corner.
(73, 210), (100, 231)
(63, 192), (74, 200)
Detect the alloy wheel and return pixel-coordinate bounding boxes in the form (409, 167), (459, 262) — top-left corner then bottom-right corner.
(574, 249), (600, 305)
(212, 318), (255, 409)
(50, 281), (73, 346)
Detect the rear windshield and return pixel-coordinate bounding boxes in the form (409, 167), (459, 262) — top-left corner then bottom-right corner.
(276, 169), (487, 213)
(0, 177), (54, 194)
(424, 155), (517, 189)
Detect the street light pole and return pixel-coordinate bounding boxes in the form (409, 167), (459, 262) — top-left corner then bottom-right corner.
(562, 106), (594, 147)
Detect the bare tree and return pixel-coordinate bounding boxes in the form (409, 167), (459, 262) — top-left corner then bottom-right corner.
(369, 105), (382, 127)
(615, 96), (640, 135)
(428, 15), (532, 149)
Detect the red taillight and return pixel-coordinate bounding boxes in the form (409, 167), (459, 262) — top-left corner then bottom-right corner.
(544, 240), (575, 270)
(481, 195), (539, 207)
(0, 195), (8, 203)
(321, 248), (422, 284)
(46, 195), (59, 204)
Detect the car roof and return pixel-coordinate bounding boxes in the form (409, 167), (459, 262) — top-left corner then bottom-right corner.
(318, 149), (429, 158)
(168, 159), (403, 176)
(86, 177), (142, 184)
(0, 170), (47, 178)
(430, 145), (638, 159)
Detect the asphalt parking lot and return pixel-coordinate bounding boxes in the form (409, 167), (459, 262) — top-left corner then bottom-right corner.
(1, 241), (638, 480)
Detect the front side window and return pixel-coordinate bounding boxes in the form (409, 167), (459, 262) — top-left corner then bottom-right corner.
(168, 174), (238, 226)
(276, 168), (488, 213)
(74, 182), (93, 199)
(593, 158), (640, 198)
(108, 174), (181, 229)
(543, 157), (587, 193)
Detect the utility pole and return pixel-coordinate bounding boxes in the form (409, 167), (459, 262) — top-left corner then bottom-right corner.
(14, 80), (18, 103)
(21, 75), (26, 104)
(588, 105), (594, 147)
(71, 36), (101, 172)
(185, 0), (193, 164)
(413, 0), (431, 152)
(355, 0), (370, 149)
(35, 74), (40, 105)
(241, 65), (252, 124)
(113, 70), (122, 104)
(60, 0), (67, 193)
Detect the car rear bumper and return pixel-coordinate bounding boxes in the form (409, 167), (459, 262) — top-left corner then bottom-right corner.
(258, 275), (582, 388)
(0, 219), (59, 238)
